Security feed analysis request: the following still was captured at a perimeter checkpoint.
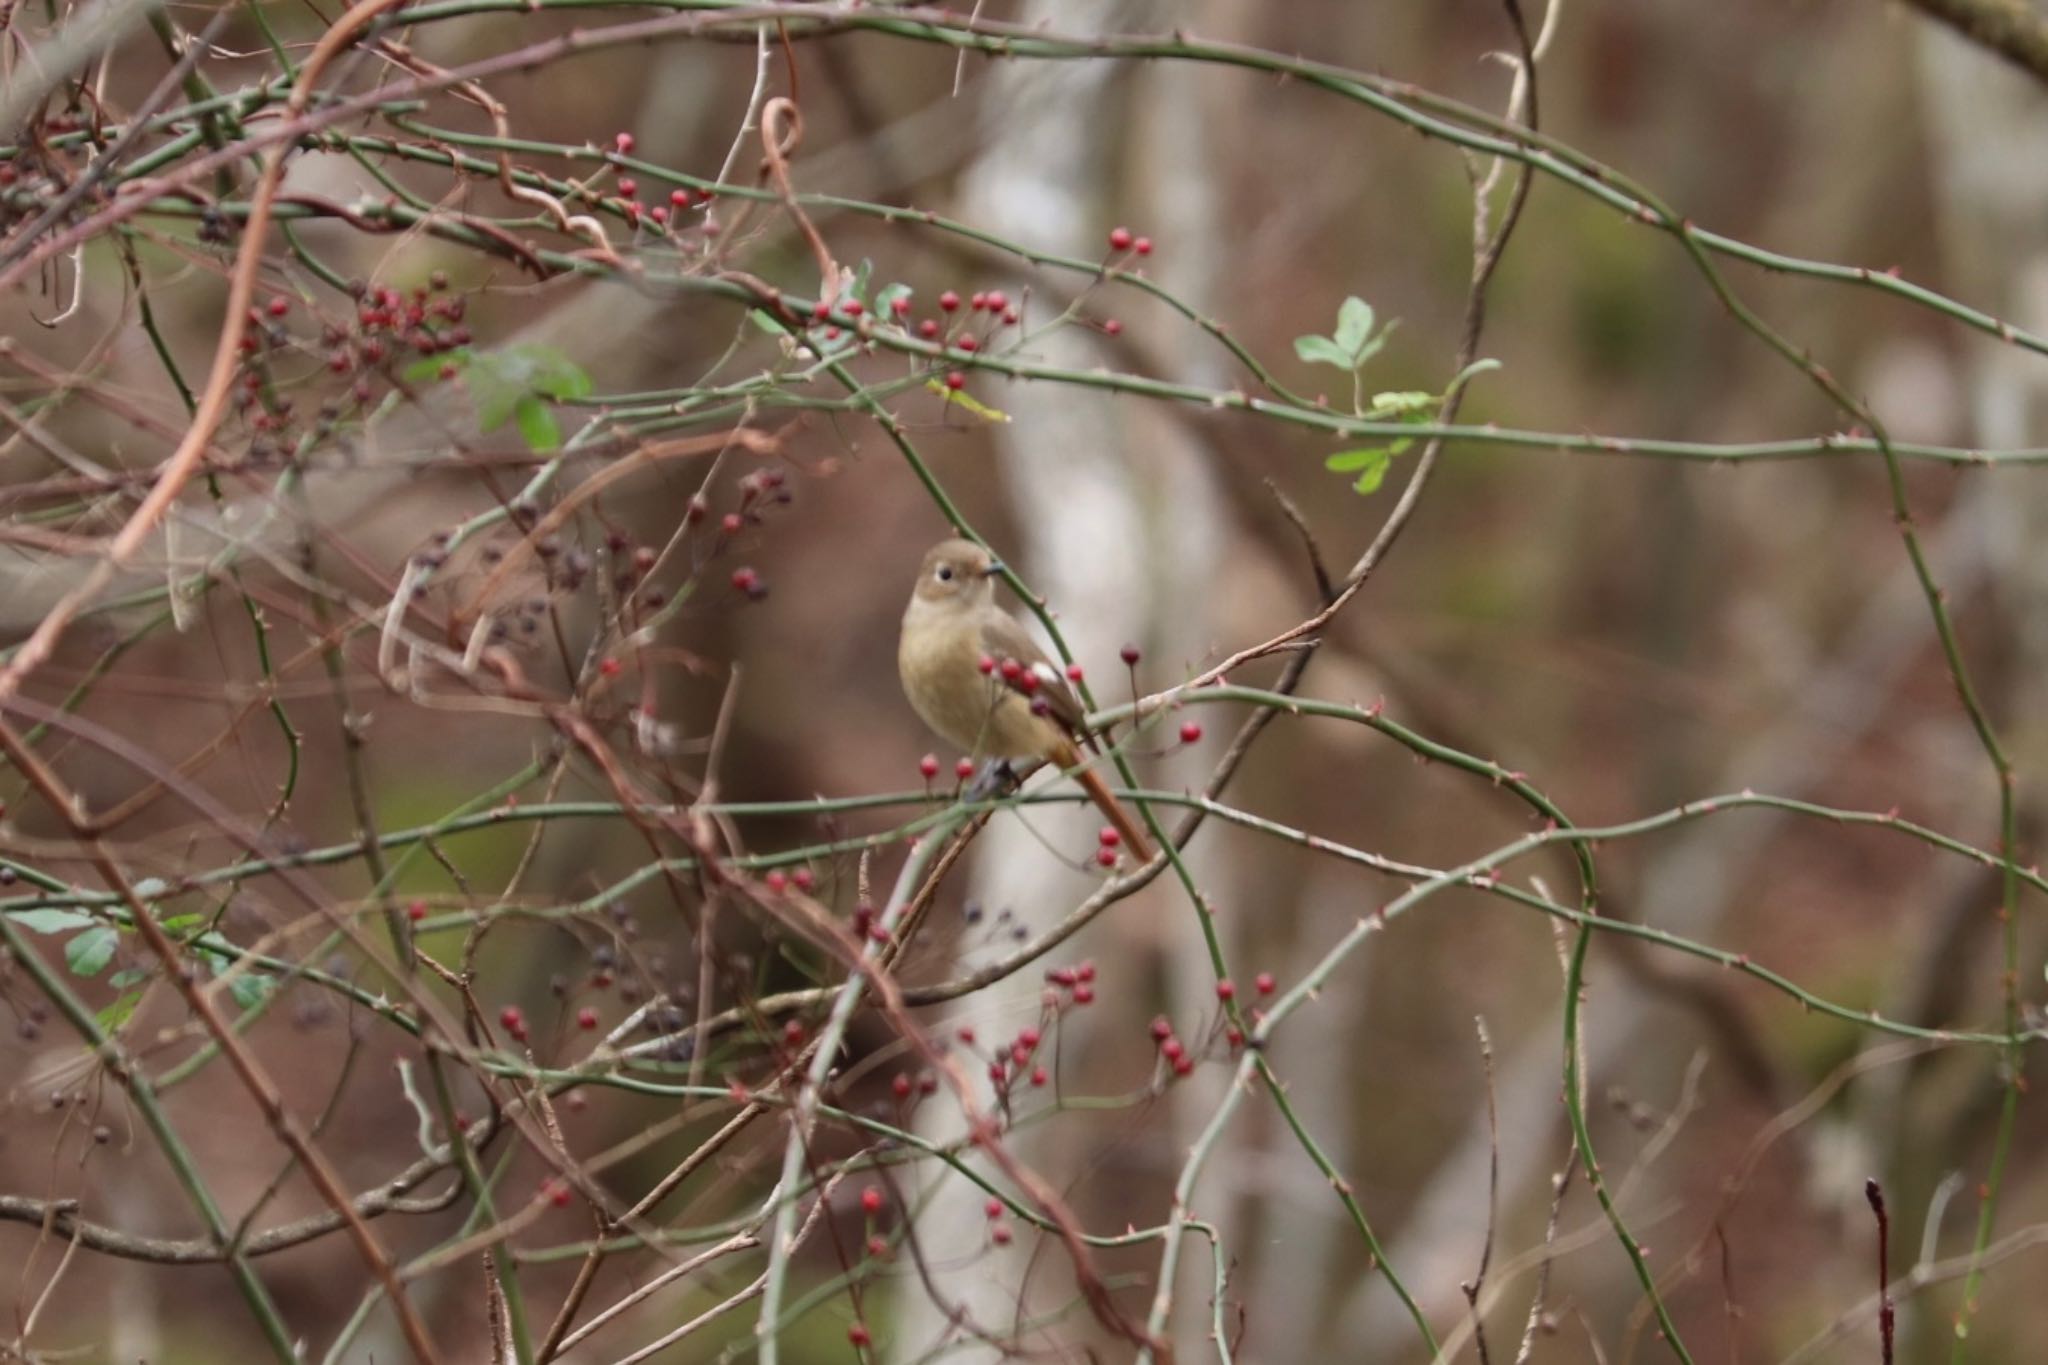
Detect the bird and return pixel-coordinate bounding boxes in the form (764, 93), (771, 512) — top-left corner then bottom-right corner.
(897, 538), (1153, 861)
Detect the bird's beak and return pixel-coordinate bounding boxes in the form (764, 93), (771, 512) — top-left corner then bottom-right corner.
(980, 560), (1006, 578)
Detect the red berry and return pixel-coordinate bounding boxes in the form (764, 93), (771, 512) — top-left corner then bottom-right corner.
(1215, 980), (1235, 1001)
(650, 206), (668, 224)
(614, 132), (635, 153)
(848, 1323), (871, 1347)
(548, 1180), (572, 1207)
(969, 291), (987, 310)
(720, 512), (743, 534)
(764, 870), (788, 893)
(918, 318), (940, 339)
(1095, 848), (1116, 868)
(977, 654), (997, 675)
(861, 1186), (884, 1214)
(1172, 1055), (1195, 1077)
(599, 657), (622, 677)
(867, 1234), (888, 1257)
(891, 1073), (913, 1099)
(783, 1018), (805, 1045)
(266, 297), (289, 317)
(616, 176), (636, 196)
(1077, 961), (1097, 983)
(1103, 319), (1123, 336)
(1002, 308), (1020, 325)
(1161, 1037), (1185, 1062)
(956, 757), (976, 780)
(1098, 827), (1120, 848)
(1179, 720), (1203, 743)
(999, 657), (1024, 682)
(938, 289), (961, 311)
(985, 1197), (1004, 1218)
(891, 295), (912, 316)
(1226, 1026), (1245, 1047)
(1031, 1065), (1048, 1086)
(406, 899), (428, 921)
(1072, 984), (1094, 1004)
(1134, 236), (1153, 256)
(499, 1005), (524, 1031)
(1120, 643), (1141, 665)
(1018, 1026), (1041, 1048)
(792, 867), (814, 891)
(670, 188), (692, 207)
(957, 1026), (976, 1045)
(730, 566), (758, 593)
(1108, 226), (1134, 251)
(956, 335), (978, 353)
(985, 290), (1009, 312)
(1255, 972), (1276, 995)
(577, 1006), (599, 1029)
(945, 371), (966, 390)
(1149, 1016), (1173, 1041)
(920, 754), (941, 779)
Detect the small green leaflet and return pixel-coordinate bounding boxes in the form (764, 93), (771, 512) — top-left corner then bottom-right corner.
(1325, 446), (1399, 494)
(1294, 296), (1398, 372)
(406, 344), (593, 453)
(227, 972), (275, 1010)
(66, 925), (118, 977)
(7, 907), (93, 934)
(1319, 363), (1502, 497)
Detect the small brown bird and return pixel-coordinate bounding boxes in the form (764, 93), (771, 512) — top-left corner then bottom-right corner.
(898, 539), (1153, 860)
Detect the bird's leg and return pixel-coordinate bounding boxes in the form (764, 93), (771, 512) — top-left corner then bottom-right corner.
(963, 758), (1020, 802)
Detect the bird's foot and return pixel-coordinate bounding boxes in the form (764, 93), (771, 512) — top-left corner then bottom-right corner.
(963, 759), (1020, 802)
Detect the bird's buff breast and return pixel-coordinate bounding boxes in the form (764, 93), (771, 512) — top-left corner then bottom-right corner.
(899, 605), (1059, 759)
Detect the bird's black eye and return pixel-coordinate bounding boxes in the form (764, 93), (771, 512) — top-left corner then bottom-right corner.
(935, 565), (954, 582)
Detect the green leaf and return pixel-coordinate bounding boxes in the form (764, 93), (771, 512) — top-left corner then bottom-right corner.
(513, 396), (561, 452)
(460, 344), (588, 441)
(1324, 447), (1393, 495)
(1368, 390), (1435, 418)
(874, 283), (912, 318)
(1293, 334), (1353, 369)
(1324, 448), (1386, 472)
(96, 991), (140, 1033)
(748, 308), (791, 336)
(1350, 452), (1394, 494)
(227, 972), (274, 1010)
(1333, 296), (1375, 357)
(7, 908), (92, 934)
(1447, 356), (1502, 396)
(66, 925), (118, 977)
(109, 967), (150, 989)
(1349, 324), (1396, 368)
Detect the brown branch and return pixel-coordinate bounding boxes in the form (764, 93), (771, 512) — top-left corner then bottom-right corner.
(1902, 0), (2048, 85)
(0, 1175), (463, 1266)
(0, 0), (414, 709)
(0, 720), (448, 1365)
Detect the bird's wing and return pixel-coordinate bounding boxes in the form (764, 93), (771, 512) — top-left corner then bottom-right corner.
(978, 611), (1087, 735)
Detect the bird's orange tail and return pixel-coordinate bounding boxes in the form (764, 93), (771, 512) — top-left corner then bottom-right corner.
(1058, 744), (1155, 862)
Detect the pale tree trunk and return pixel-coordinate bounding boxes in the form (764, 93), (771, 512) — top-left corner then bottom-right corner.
(888, 0), (1228, 1358)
